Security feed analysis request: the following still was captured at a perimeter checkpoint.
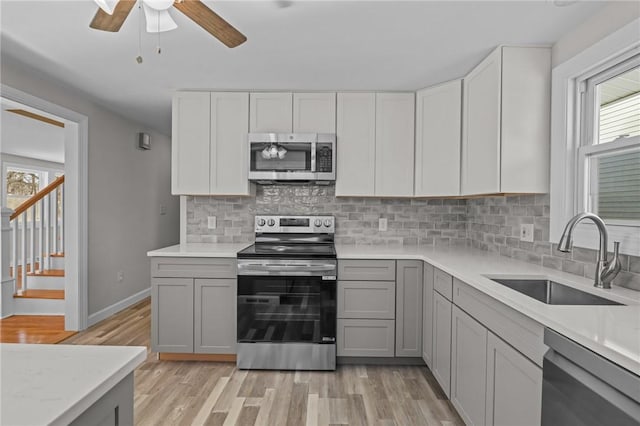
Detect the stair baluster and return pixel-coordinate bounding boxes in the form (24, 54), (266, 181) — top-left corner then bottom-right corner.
(39, 198), (45, 274)
(21, 214), (27, 292)
(44, 195), (50, 270)
(52, 188), (58, 255)
(12, 219), (18, 294)
(59, 185), (64, 254)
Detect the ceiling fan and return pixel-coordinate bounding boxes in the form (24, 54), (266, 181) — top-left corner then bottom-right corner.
(90, 0), (246, 48)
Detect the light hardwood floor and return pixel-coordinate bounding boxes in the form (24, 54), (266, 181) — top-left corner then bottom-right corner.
(63, 299), (463, 426)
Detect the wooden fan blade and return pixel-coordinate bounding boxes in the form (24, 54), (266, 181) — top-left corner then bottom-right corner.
(89, 0), (137, 32)
(173, 0), (247, 48)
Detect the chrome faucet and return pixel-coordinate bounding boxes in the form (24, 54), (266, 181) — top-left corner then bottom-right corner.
(557, 212), (621, 289)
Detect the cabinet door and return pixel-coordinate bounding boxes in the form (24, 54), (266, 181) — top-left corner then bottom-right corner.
(500, 47), (551, 194)
(151, 278), (194, 353)
(462, 47), (502, 195)
(194, 278), (237, 354)
(335, 93), (376, 196)
(422, 263), (434, 367)
(415, 80), (462, 196)
(337, 281), (395, 319)
(451, 306), (488, 426)
(395, 260), (423, 357)
(486, 332), (542, 426)
(432, 291), (452, 397)
(293, 92), (336, 133)
(337, 319), (395, 357)
(375, 93), (415, 197)
(171, 92), (210, 195)
(210, 92), (250, 195)
(249, 92), (293, 133)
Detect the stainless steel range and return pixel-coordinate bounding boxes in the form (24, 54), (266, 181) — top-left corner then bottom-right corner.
(236, 215), (337, 371)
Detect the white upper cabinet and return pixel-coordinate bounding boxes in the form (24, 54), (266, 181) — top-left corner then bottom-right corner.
(375, 93), (415, 197)
(415, 80), (462, 197)
(172, 92), (211, 195)
(336, 93), (376, 196)
(461, 46), (551, 196)
(172, 91), (250, 195)
(210, 92), (250, 195)
(336, 92), (415, 197)
(249, 92), (293, 133)
(293, 92), (336, 133)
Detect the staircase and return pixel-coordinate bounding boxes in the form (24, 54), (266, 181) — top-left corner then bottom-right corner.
(4, 175), (65, 316)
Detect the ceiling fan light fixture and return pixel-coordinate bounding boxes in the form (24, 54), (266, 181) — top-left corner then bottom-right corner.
(142, 3), (178, 32)
(94, 0), (119, 15)
(143, 0), (175, 11)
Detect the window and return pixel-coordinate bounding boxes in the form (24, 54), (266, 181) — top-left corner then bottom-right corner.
(578, 56), (640, 225)
(6, 167), (42, 211)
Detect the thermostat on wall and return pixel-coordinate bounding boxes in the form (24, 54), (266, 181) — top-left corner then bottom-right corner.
(138, 132), (151, 150)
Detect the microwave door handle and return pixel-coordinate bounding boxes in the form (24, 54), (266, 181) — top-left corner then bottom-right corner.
(311, 142), (316, 172)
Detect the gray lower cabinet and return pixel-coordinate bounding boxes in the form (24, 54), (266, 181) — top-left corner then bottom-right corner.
(152, 278), (194, 353)
(337, 319), (395, 357)
(422, 263), (434, 367)
(69, 373), (134, 426)
(337, 280), (395, 319)
(432, 290), (452, 397)
(486, 332), (542, 426)
(194, 278), (237, 354)
(151, 257), (237, 355)
(396, 260), (423, 357)
(451, 305), (488, 426)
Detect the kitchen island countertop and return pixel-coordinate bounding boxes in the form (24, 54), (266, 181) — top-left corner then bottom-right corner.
(1, 343), (146, 426)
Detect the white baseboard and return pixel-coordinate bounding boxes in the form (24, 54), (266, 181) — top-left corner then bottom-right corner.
(87, 288), (150, 327)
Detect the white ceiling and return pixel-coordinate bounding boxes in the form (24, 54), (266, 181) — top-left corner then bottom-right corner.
(0, 101), (66, 164)
(0, 1), (607, 135)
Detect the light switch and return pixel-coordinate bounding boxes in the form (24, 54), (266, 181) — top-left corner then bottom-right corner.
(520, 224), (534, 242)
(207, 216), (217, 229)
(379, 218), (388, 232)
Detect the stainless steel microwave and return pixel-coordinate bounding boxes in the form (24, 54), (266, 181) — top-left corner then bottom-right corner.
(248, 133), (336, 184)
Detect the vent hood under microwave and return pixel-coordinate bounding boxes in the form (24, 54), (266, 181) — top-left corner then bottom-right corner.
(248, 133), (336, 184)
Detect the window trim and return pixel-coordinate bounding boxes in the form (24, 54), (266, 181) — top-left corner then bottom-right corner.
(550, 18), (640, 257)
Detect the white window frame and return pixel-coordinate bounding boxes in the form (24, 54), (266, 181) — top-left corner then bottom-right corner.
(550, 18), (640, 257)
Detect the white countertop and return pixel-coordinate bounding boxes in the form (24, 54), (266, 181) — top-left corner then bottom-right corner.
(147, 242), (251, 258)
(337, 244), (640, 373)
(1, 344), (146, 426)
(146, 242), (640, 373)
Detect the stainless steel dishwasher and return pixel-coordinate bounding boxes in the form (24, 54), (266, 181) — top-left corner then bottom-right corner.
(542, 329), (640, 426)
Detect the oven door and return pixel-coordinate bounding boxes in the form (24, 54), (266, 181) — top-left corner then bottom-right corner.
(237, 274), (336, 344)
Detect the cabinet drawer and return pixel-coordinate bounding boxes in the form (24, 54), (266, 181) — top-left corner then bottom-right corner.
(338, 259), (396, 281)
(337, 281), (395, 319)
(337, 319), (395, 357)
(434, 268), (453, 301)
(151, 257), (236, 279)
(453, 278), (545, 367)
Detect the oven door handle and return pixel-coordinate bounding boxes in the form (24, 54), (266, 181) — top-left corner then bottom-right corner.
(241, 263), (336, 272)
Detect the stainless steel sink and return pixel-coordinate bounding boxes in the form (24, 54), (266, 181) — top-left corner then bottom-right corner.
(490, 278), (623, 305)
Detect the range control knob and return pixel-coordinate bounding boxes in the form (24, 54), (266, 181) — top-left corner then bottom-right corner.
(324, 219), (332, 227)
(257, 218), (266, 226)
(314, 219), (322, 227)
(267, 218), (276, 227)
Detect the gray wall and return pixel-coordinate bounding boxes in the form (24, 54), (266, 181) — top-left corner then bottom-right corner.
(467, 194), (640, 292)
(1, 57), (180, 316)
(187, 185), (467, 247)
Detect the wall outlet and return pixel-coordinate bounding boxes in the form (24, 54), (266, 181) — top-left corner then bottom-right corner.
(117, 270), (124, 283)
(159, 204), (167, 216)
(520, 224), (534, 242)
(379, 217), (388, 232)
(207, 216), (217, 229)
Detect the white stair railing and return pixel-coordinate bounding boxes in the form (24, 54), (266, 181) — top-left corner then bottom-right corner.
(8, 175), (64, 294)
